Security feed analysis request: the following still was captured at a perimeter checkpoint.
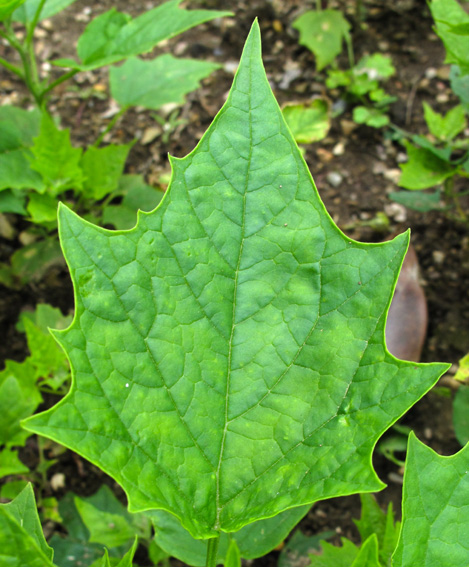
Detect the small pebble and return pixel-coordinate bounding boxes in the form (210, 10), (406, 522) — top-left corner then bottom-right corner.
(326, 172), (343, 188)
(425, 67), (437, 79)
(384, 203), (407, 223)
(332, 141), (345, 156)
(383, 168), (402, 184)
(433, 250), (445, 264)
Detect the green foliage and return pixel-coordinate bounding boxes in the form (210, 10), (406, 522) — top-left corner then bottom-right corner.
(23, 21), (447, 544)
(393, 433), (469, 566)
(429, 0), (469, 74)
(109, 55), (221, 111)
(278, 530), (332, 567)
(282, 99), (331, 144)
(453, 384), (469, 447)
(292, 9), (351, 71)
(54, 1), (231, 71)
(0, 0), (26, 20)
(0, 0), (230, 265)
(0, 484), (56, 567)
(148, 504), (309, 565)
(292, 9), (395, 129)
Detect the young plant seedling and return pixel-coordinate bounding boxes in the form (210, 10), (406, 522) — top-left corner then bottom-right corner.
(19, 20), (457, 567)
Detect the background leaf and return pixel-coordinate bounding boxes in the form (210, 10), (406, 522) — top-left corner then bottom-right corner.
(399, 141), (455, 189)
(110, 54), (220, 111)
(81, 144), (131, 200)
(148, 504), (310, 564)
(29, 113), (83, 195)
(0, 107), (44, 192)
(453, 385), (469, 447)
(101, 175), (164, 230)
(430, 0), (469, 73)
(0, 0), (26, 21)
(293, 9), (351, 70)
(24, 21), (447, 539)
(55, 1), (232, 70)
(12, 0), (78, 23)
(282, 99), (331, 144)
(393, 433), (469, 567)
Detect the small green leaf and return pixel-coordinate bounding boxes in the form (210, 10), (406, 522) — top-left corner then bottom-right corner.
(0, 480), (29, 500)
(282, 99), (331, 143)
(225, 540), (241, 567)
(388, 189), (443, 213)
(75, 485), (150, 549)
(393, 433), (469, 567)
(0, 448), (29, 478)
(351, 534), (380, 567)
(354, 494), (400, 567)
(293, 9), (351, 70)
(450, 65), (469, 111)
(24, 20), (447, 540)
(355, 53), (395, 80)
(0, 0), (25, 21)
(29, 113), (84, 195)
(81, 144), (131, 200)
(0, 484), (56, 567)
(0, 359), (42, 447)
(56, 1), (232, 70)
(0, 107), (44, 192)
(12, 0), (78, 23)
(49, 492), (105, 567)
(423, 102), (467, 141)
(278, 530), (333, 567)
(110, 54), (220, 111)
(399, 141), (455, 189)
(430, 0), (469, 73)
(10, 237), (64, 285)
(102, 174), (164, 230)
(454, 353), (469, 382)
(353, 106), (390, 128)
(0, 189), (27, 215)
(27, 192), (59, 226)
(309, 538), (359, 567)
(453, 385), (469, 447)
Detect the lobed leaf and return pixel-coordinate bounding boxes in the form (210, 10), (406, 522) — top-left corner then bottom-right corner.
(423, 102), (467, 141)
(54, 0), (232, 71)
(110, 54), (220, 111)
(282, 99), (331, 144)
(392, 433), (469, 566)
(24, 21), (447, 539)
(81, 144), (132, 200)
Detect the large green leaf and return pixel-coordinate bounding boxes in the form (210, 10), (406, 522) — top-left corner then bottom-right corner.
(12, 0), (78, 23)
(54, 0), (232, 71)
(393, 433), (469, 566)
(110, 54), (220, 111)
(23, 22), (447, 540)
(0, 484), (56, 567)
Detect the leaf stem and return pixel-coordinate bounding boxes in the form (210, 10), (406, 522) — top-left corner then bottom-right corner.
(0, 55), (24, 78)
(206, 535), (220, 567)
(40, 68), (79, 98)
(25, 0), (47, 45)
(93, 107), (128, 147)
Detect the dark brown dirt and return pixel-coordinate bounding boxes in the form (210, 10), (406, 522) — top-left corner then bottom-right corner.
(1, 0), (468, 565)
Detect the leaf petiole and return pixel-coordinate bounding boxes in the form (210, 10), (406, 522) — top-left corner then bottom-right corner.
(206, 534), (220, 567)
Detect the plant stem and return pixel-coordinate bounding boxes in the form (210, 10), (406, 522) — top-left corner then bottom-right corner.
(206, 535), (220, 567)
(26, 0), (47, 45)
(93, 107), (128, 147)
(40, 68), (79, 100)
